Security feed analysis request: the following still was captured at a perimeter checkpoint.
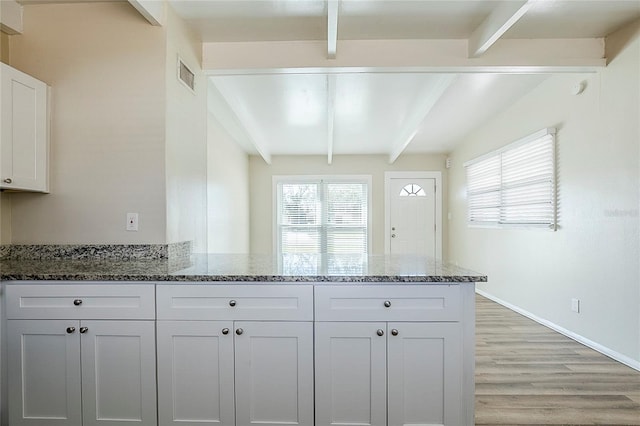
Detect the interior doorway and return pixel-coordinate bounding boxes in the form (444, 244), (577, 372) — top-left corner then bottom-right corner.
(384, 171), (442, 259)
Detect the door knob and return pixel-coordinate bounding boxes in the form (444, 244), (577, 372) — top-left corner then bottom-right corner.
(3, 178), (12, 184)
(66, 327), (76, 334)
(222, 328), (230, 335)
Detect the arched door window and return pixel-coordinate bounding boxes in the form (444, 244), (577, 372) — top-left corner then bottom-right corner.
(399, 184), (426, 197)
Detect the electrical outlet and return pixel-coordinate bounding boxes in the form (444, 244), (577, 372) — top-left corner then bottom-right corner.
(571, 298), (580, 313)
(126, 213), (139, 231)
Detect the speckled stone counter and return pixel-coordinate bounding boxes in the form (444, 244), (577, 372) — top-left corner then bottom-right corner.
(0, 254), (486, 283)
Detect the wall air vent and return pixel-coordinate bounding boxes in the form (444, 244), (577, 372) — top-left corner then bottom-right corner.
(177, 57), (195, 93)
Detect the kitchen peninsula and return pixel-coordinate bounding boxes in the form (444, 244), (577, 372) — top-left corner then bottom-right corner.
(0, 253), (486, 426)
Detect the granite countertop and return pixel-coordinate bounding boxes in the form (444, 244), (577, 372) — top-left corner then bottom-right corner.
(0, 253), (486, 283)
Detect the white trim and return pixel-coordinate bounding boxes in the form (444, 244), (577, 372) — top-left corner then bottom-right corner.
(464, 127), (556, 167)
(476, 288), (640, 372)
(272, 175), (373, 256)
(384, 171), (443, 260)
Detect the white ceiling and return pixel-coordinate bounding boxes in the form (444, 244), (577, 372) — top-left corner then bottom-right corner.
(19, 0), (640, 162)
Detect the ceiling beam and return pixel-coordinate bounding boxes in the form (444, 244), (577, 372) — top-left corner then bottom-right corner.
(202, 38), (605, 74)
(388, 75), (456, 164)
(209, 80), (272, 164)
(327, 0), (339, 59)
(326, 75), (337, 164)
(0, 0), (23, 35)
(127, 0), (165, 26)
(468, 0), (533, 58)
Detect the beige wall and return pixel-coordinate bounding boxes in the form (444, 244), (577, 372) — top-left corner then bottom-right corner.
(164, 4), (208, 252)
(249, 154), (448, 256)
(8, 3), (168, 244)
(207, 113), (250, 253)
(448, 20), (640, 364)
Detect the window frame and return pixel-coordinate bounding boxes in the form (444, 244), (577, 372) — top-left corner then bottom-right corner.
(272, 175), (373, 256)
(464, 128), (557, 230)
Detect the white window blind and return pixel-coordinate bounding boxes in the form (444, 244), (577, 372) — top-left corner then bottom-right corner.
(465, 128), (556, 229)
(276, 177), (370, 255)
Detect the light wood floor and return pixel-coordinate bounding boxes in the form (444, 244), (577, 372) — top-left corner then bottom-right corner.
(475, 295), (640, 425)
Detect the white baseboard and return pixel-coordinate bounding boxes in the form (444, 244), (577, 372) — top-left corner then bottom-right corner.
(476, 288), (640, 372)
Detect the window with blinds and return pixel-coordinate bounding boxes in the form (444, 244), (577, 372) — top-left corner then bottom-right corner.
(276, 177), (370, 255)
(465, 128), (556, 229)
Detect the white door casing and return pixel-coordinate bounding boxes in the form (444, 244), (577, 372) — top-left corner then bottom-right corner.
(385, 171), (442, 258)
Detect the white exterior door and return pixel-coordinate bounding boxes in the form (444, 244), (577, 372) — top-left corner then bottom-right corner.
(156, 320), (235, 426)
(0, 63), (49, 192)
(234, 321), (314, 426)
(314, 322), (387, 426)
(387, 322), (463, 426)
(80, 320), (157, 426)
(7, 320), (82, 426)
(388, 176), (436, 257)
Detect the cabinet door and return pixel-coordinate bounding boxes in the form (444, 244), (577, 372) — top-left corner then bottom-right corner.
(315, 322), (387, 426)
(80, 321), (157, 426)
(156, 321), (235, 426)
(387, 322), (462, 426)
(7, 319), (82, 426)
(234, 321), (314, 426)
(0, 63), (49, 192)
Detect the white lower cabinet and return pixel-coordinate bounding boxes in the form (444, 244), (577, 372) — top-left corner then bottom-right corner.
(314, 285), (468, 426)
(4, 282), (473, 426)
(156, 285), (315, 426)
(7, 319), (157, 426)
(5, 283), (157, 426)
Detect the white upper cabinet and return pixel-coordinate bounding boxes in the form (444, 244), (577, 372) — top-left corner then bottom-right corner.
(0, 63), (50, 192)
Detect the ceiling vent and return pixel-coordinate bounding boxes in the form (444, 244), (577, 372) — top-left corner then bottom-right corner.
(177, 57), (195, 92)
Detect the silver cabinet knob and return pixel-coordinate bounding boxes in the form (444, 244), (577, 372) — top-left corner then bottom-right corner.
(391, 227), (396, 231)
(384, 300), (391, 308)
(3, 178), (12, 184)
(79, 327), (88, 334)
(73, 299), (83, 306)
(376, 329), (384, 336)
(235, 328), (243, 335)
(391, 329), (399, 336)
(66, 327), (76, 334)
(222, 328), (230, 335)
(391, 234), (396, 238)
(229, 300), (237, 307)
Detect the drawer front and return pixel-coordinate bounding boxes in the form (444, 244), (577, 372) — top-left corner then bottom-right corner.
(314, 285), (461, 321)
(156, 284), (313, 321)
(5, 283), (155, 319)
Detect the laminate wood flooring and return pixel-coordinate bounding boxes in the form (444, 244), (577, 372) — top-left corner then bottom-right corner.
(475, 294), (640, 425)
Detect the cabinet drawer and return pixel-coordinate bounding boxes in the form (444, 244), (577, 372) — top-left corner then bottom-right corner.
(314, 285), (460, 321)
(156, 284), (313, 321)
(5, 283), (155, 320)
